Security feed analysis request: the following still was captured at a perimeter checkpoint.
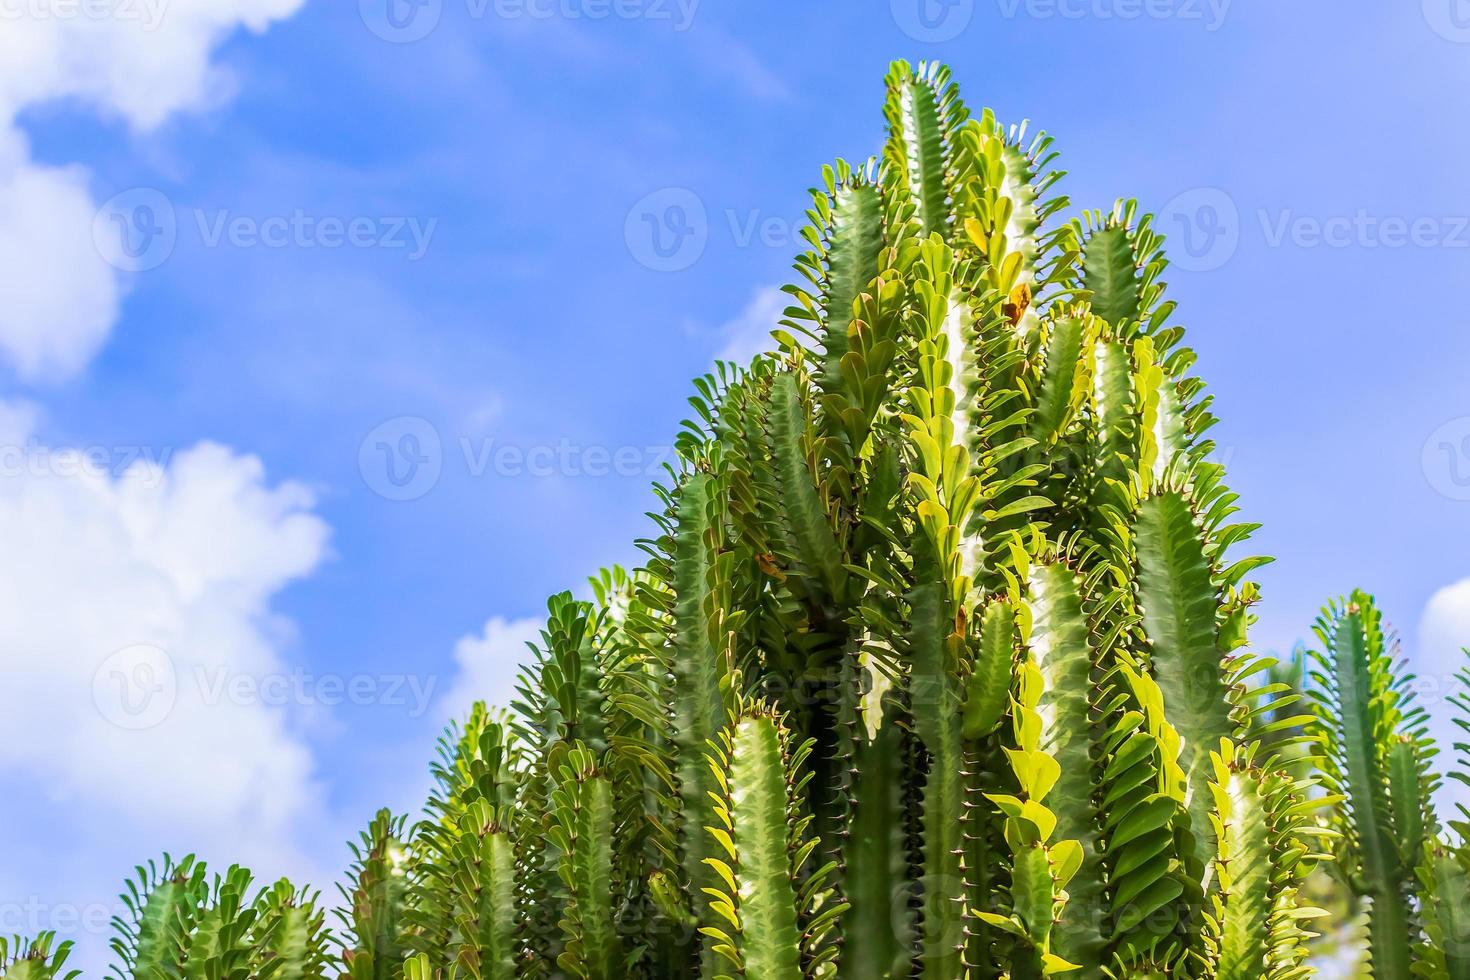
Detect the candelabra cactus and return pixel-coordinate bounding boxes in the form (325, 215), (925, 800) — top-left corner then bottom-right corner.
(9, 60), (1470, 980)
(325, 56), (1338, 979)
(0, 935), (78, 980)
(1306, 591), (1470, 978)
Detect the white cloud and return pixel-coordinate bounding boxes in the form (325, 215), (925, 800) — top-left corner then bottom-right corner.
(0, 405), (330, 964)
(0, 0), (306, 129)
(0, 2), (316, 966)
(1421, 577), (1470, 678)
(0, 0), (306, 380)
(0, 137), (121, 379)
(438, 616), (542, 724)
(1418, 576), (1470, 812)
(715, 284), (786, 366)
(0, 396), (39, 445)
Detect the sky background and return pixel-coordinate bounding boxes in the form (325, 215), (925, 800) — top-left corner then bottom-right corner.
(1, 0), (1468, 971)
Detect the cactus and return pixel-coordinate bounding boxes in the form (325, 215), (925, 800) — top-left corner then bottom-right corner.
(9, 59), (1469, 979)
(330, 55), (1325, 979)
(1306, 590), (1470, 978)
(0, 935), (79, 980)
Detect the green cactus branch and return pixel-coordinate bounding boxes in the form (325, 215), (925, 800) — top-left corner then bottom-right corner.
(19, 59), (1470, 980)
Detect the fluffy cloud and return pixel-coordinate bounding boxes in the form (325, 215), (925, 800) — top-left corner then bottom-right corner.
(1418, 576), (1470, 813)
(0, 408), (329, 821)
(438, 616), (543, 724)
(1422, 577), (1470, 669)
(0, 0), (306, 380)
(0, 406), (329, 964)
(0, 0), (304, 128)
(0, 133), (121, 379)
(714, 284), (786, 366)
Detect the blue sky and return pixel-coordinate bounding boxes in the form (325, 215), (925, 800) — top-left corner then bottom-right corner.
(1, 0), (1468, 970)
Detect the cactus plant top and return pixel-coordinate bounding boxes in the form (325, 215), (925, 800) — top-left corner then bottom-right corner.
(12, 58), (1470, 980)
